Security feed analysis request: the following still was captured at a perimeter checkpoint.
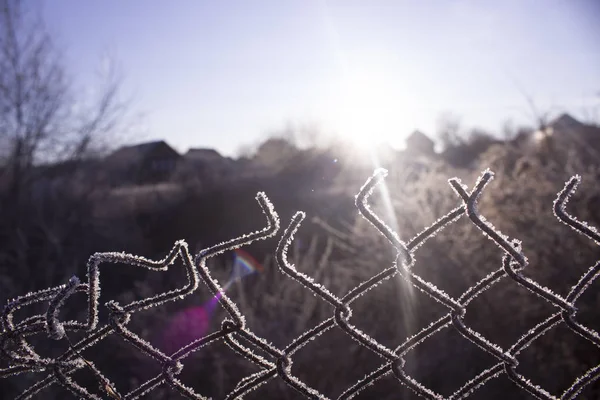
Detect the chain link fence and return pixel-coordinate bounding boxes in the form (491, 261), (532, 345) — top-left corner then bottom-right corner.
(1, 168), (599, 399)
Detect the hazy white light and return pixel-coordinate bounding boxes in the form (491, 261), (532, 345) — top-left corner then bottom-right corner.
(328, 70), (418, 149)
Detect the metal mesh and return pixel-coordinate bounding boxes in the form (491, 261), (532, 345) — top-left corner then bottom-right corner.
(1, 168), (599, 399)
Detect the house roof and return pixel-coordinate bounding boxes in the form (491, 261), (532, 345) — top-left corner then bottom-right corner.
(406, 130), (434, 148)
(185, 148), (222, 159)
(106, 140), (180, 165)
(548, 113), (584, 131)
(111, 140), (169, 156)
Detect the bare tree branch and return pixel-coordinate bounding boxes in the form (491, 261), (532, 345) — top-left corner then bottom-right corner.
(0, 0), (131, 198)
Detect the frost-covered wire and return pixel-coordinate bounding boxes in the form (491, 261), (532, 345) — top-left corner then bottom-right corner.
(1, 171), (599, 400)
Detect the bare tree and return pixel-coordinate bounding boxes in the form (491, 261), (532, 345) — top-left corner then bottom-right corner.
(579, 91), (600, 127)
(0, 0), (136, 297)
(435, 111), (463, 150)
(0, 0), (129, 199)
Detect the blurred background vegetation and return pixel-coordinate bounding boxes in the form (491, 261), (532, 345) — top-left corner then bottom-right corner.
(1, 0), (600, 399)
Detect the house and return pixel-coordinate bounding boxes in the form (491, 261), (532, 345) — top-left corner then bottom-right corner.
(405, 130), (435, 156)
(185, 148), (225, 164)
(253, 138), (298, 168)
(530, 114), (600, 163)
(532, 113), (592, 139)
(549, 113), (585, 131)
(105, 140), (181, 185)
(180, 148), (238, 182)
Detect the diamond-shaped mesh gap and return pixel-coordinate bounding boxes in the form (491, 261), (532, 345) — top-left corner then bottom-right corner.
(461, 277), (557, 349)
(172, 341), (263, 399)
(575, 290), (600, 334)
(290, 327), (383, 397)
(349, 371), (419, 400)
(466, 374), (531, 400)
(406, 216), (499, 300)
(512, 323), (600, 395)
(404, 327), (499, 396)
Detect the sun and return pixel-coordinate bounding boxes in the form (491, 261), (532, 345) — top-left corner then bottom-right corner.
(328, 71), (415, 150)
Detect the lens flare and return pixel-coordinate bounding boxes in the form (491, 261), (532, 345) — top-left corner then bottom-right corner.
(232, 248), (263, 276)
(160, 250), (263, 354)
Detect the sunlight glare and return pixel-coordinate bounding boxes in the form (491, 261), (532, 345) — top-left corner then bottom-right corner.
(329, 70), (417, 151)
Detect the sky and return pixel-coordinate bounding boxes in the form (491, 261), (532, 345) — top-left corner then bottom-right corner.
(41, 0), (600, 157)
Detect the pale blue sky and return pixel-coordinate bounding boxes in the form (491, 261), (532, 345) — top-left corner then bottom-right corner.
(41, 1), (599, 156)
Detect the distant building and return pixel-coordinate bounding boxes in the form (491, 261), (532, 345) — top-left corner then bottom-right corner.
(548, 113), (585, 132)
(180, 147), (237, 182)
(405, 130), (435, 156)
(185, 148), (225, 164)
(253, 138), (298, 168)
(532, 114), (600, 161)
(532, 113), (583, 141)
(105, 140), (181, 185)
